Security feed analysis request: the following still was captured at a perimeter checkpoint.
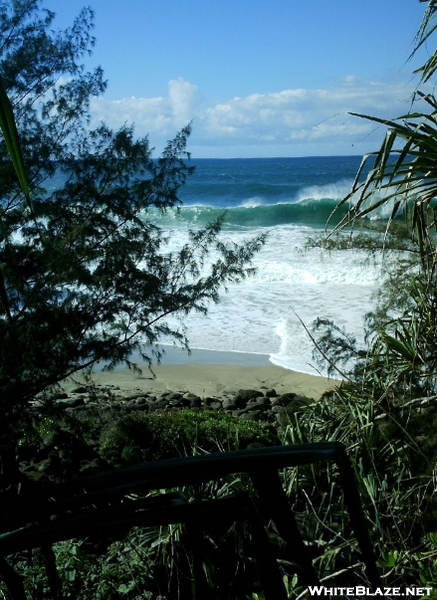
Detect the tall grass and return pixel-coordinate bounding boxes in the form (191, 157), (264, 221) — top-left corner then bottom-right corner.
(277, 381), (437, 592)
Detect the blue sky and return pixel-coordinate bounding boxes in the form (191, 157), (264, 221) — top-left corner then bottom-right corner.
(47, 1), (429, 158)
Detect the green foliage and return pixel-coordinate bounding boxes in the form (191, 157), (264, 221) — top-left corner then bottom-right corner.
(301, 3), (437, 588)
(327, 1), (437, 274)
(277, 386), (437, 589)
(0, 405), (275, 598)
(3, 534), (169, 599)
(309, 0), (437, 398)
(0, 1), (265, 430)
(2, 500), (266, 599)
(412, 0), (437, 83)
(0, 6), (266, 594)
(100, 410), (277, 465)
(308, 219), (417, 253)
(7, 1), (437, 598)
(312, 274), (437, 397)
(0, 77), (29, 200)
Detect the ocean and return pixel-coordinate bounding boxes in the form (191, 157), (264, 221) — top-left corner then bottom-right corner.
(151, 156), (384, 376)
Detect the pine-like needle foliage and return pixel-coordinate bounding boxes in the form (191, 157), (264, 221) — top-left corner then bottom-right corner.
(0, 1), (266, 420)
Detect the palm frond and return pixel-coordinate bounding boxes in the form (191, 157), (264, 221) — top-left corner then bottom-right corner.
(0, 77), (30, 202)
(411, 1), (437, 82)
(330, 94), (437, 267)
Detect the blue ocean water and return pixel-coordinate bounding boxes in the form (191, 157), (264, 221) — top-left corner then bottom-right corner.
(47, 155), (381, 374)
(156, 156), (363, 229)
(155, 156), (383, 375)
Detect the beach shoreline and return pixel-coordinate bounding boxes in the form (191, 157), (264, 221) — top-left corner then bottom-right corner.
(64, 348), (339, 401)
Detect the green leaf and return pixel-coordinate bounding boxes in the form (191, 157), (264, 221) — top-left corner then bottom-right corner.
(380, 550), (401, 568)
(64, 567), (76, 582)
(117, 581), (136, 593)
(428, 532), (437, 548)
(0, 77), (30, 201)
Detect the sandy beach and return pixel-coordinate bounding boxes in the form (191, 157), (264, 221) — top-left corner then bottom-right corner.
(63, 348), (339, 400)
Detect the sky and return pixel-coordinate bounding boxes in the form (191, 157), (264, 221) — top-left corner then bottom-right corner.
(46, 0), (430, 158)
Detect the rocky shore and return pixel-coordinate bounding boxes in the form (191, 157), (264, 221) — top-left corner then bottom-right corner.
(17, 365), (339, 482)
(34, 380), (314, 424)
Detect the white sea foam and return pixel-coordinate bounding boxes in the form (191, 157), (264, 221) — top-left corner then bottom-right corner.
(294, 180), (353, 203)
(241, 197), (263, 208)
(161, 223), (384, 376)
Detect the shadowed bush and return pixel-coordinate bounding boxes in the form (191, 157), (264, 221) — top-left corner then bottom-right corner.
(99, 410), (278, 465)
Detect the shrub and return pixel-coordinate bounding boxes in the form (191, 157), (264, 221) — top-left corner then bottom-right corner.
(99, 410), (277, 465)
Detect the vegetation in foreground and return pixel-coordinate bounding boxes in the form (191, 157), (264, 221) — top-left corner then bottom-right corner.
(0, 0), (265, 481)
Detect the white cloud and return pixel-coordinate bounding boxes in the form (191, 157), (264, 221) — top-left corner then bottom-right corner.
(168, 78), (201, 127)
(89, 76), (424, 157)
(90, 95), (172, 135)
(89, 79), (201, 137)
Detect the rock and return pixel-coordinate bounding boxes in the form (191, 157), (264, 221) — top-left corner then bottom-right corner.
(274, 409), (293, 428)
(56, 397), (84, 408)
(121, 393), (142, 401)
(126, 403), (149, 412)
(152, 400), (170, 410)
(255, 396), (271, 407)
(183, 392), (200, 401)
(222, 399), (237, 410)
(170, 397), (191, 408)
(245, 402), (264, 412)
(239, 411), (262, 421)
(233, 389), (260, 408)
(291, 394), (313, 406)
(16, 384), (298, 483)
(204, 397), (219, 406)
(271, 393), (296, 407)
(71, 386), (88, 394)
